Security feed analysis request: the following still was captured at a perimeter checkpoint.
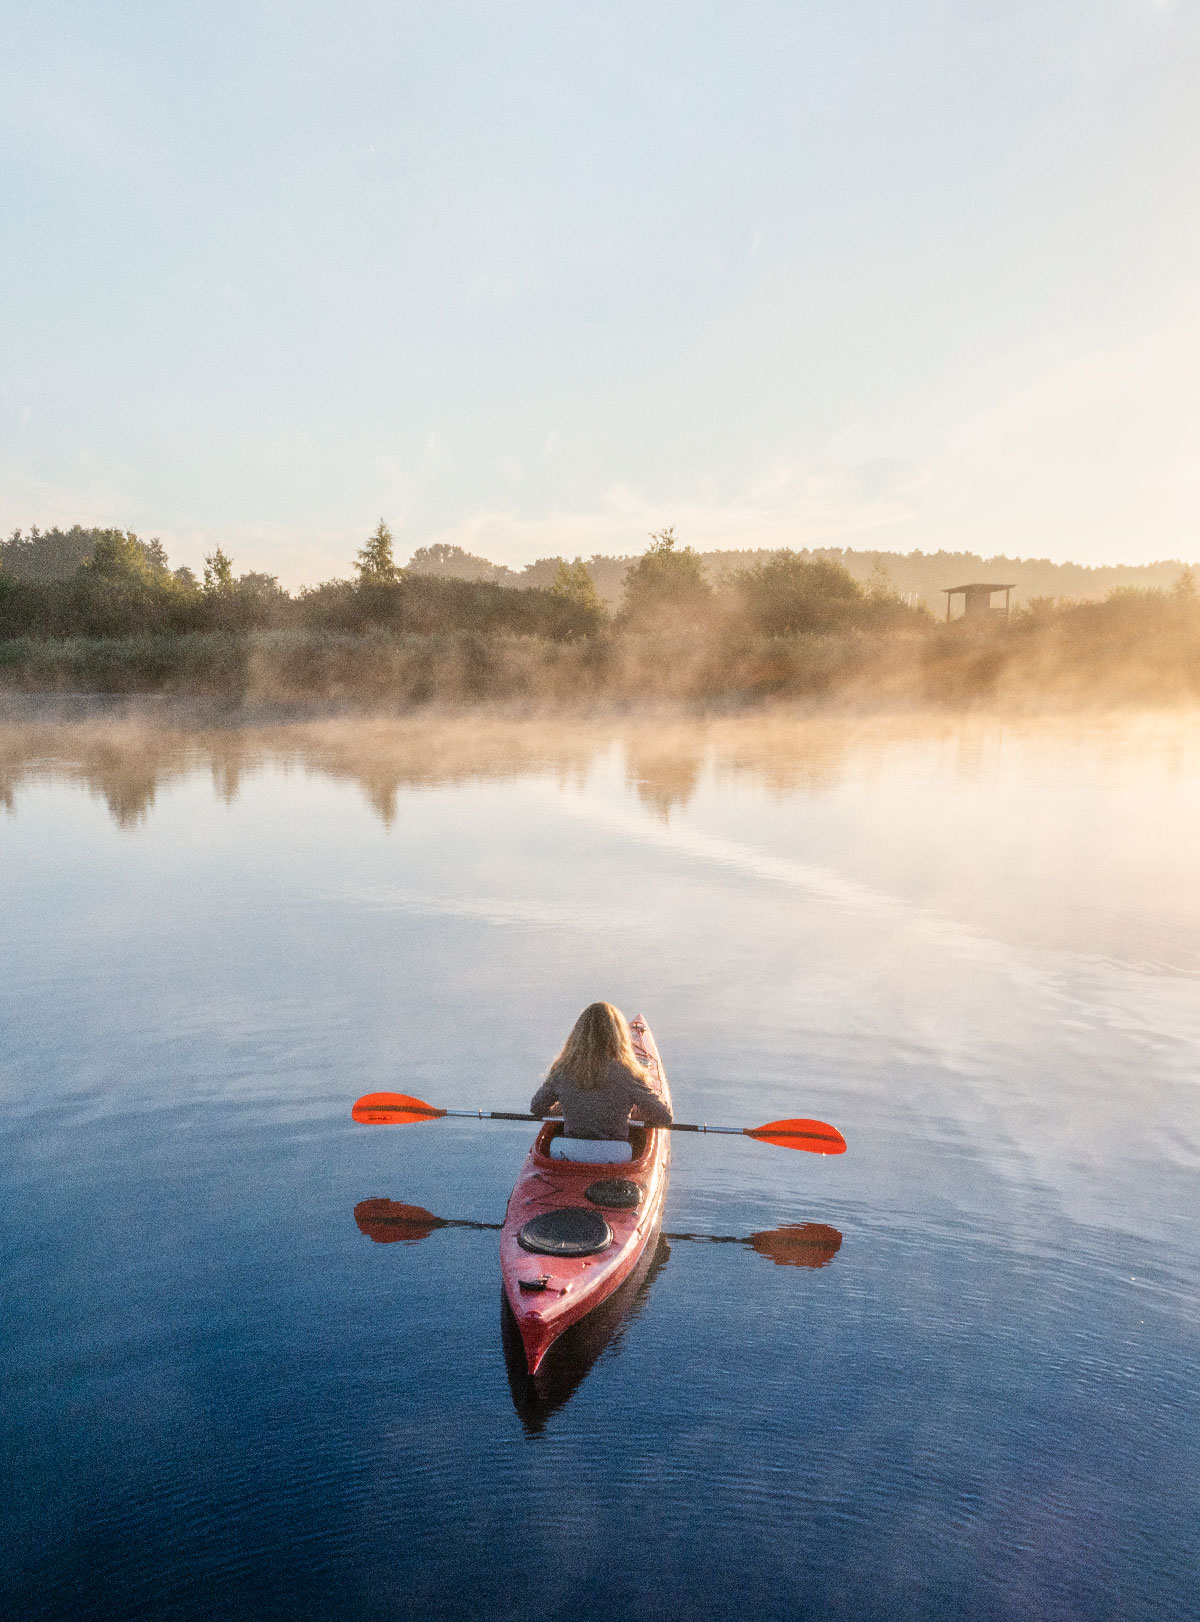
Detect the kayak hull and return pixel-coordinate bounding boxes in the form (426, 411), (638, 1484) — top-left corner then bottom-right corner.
(500, 1015), (672, 1374)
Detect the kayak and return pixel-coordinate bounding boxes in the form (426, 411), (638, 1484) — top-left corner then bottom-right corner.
(499, 1014), (672, 1375)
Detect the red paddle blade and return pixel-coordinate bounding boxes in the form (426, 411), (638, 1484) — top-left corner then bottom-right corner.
(749, 1222), (843, 1268)
(745, 1118), (847, 1154)
(354, 1199), (447, 1243)
(352, 1092), (447, 1126)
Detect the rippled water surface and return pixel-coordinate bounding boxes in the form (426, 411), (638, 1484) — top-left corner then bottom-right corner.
(2, 705), (1198, 1621)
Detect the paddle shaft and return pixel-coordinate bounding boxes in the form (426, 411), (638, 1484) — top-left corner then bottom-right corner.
(432, 1107), (735, 1135)
(419, 1107), (831, 1144)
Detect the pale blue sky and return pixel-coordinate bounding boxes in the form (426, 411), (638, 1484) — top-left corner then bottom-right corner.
(3, 1), (1197, 584)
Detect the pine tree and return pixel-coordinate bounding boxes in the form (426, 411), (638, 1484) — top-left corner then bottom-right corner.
(355, 519), (399, 585)
(203, 547), (235, 592)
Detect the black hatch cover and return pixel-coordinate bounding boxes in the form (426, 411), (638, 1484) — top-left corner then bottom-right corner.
(518, 1208), (613, 1257)
(585, 1178), (643, 1210)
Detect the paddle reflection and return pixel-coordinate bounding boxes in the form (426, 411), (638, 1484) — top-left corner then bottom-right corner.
(353, 1201), (842, 1268)
(663, 1221), (844, 1269)
(750, 1221), (842, 1267)
(353, 1198), (499, 1243)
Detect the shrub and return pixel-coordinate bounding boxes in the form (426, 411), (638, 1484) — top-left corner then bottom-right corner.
(297, 572), (600, 640)
(621, 528), (713, 627)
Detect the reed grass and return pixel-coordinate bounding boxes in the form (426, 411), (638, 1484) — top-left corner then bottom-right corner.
(2, 604), (1198, 710)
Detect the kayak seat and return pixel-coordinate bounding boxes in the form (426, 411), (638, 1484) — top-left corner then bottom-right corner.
(534, 1121), (653, 1169)
(548, 1136), (634, 1165)
(518, 1208), (613, 1257)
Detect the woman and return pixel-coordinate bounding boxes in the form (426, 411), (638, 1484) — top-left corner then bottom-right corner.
(530, 1002), (673, 1163)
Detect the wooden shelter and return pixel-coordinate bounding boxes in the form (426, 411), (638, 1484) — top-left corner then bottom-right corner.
(942, 582), (1015, 622)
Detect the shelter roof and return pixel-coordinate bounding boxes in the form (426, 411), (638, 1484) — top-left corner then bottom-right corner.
(942, 582), (1017, 594)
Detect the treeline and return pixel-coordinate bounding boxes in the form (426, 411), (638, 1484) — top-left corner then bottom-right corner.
(3, 520), (1199, 706)
(400, 539), (1193, 610)
(0, 527), (594, 641)
(2, 525), (177, 582)
(0, 523), (925, 643)
(10, 524), (1191, 613)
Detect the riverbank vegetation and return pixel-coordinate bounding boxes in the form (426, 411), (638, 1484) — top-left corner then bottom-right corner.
(1, 522), (1198, 708)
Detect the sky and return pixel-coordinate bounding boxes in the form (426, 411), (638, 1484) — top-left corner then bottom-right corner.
(2, 0), (1198, 587)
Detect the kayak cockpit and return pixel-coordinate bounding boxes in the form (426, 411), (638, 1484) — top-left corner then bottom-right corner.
(531, 1121), (655, 1168)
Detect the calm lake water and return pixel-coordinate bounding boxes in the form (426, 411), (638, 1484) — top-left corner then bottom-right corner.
(2, 703), (1198, 1621)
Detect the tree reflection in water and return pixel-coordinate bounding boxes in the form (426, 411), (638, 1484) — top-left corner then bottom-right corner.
(0, 701), (878, 830)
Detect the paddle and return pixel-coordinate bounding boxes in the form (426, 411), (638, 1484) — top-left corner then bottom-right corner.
(353, 1199), (842, 1267)
(350, 1091), (846, 1154)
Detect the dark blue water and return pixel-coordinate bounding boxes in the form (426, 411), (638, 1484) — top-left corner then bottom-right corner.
(2, 708), (1198, 1620)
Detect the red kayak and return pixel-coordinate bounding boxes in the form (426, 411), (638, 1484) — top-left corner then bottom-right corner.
(500, 1015), (672, 1375)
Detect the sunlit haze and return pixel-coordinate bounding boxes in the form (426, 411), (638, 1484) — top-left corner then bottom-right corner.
(3, 2), (1199, 585)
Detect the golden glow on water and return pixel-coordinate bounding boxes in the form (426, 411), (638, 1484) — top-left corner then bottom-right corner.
(4, 704), (1198, 971)
(3, 700), (1199, 1619)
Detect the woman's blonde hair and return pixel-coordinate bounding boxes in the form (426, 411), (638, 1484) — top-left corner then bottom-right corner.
(548, 1002), (645, 1092)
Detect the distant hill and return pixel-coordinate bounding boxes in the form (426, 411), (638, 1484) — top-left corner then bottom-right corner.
(406, 541), (1193, 610)
(695, 548), (1194, 612)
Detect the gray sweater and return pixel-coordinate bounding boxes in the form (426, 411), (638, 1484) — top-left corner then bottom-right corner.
(530, 1060), (673, 1141)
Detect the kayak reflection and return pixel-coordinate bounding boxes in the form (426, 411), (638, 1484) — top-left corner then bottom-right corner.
(503, 1227), (671, 1435)
(354, 1200), (842, 1424)
(500, 1222), (840, 1429)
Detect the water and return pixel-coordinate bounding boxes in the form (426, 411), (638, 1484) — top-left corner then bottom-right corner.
(2, 705), (1198, 1621)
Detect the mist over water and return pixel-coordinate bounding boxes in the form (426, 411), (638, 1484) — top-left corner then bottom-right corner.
(2, 704), (1198, 1620)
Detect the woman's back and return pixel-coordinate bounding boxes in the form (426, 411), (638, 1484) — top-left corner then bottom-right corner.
(530, 1057), (672, 1142)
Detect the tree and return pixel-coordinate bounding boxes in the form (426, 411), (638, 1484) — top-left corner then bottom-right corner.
(355, 519), (399, 585)
(82, 530), (158, 582)
(237, 570), (286, 599)
(550, 557), (605, 621)
(736, 551), (865, 636)
(203, 547), (235, 592)
(405, 542), (514, 583)
(621, 527), (712, 625)
(866, 559), (894, 600)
